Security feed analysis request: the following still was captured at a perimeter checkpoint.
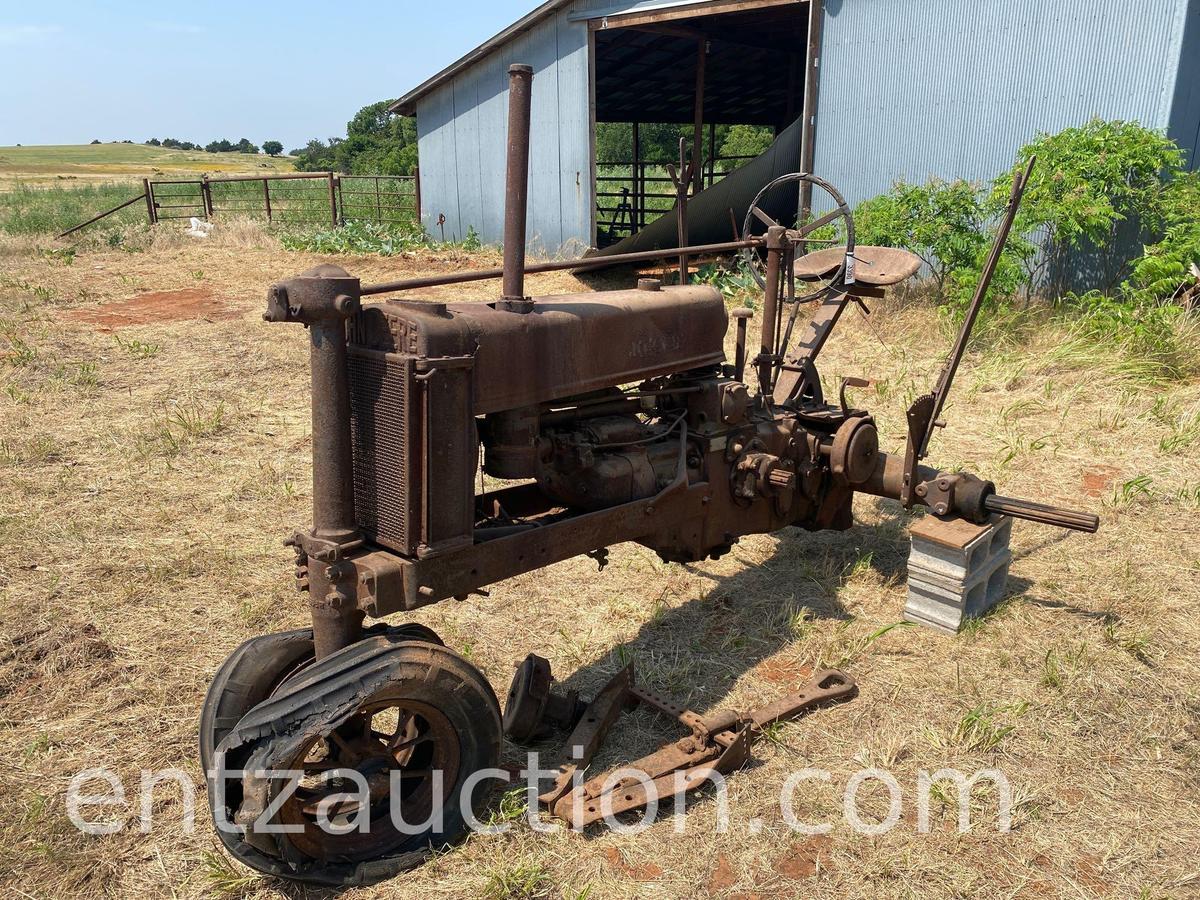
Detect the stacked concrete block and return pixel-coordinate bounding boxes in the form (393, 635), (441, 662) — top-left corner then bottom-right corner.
(904, 514), (1013, 634)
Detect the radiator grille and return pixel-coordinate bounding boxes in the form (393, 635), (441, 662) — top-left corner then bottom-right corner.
(347, 350), (416, 555)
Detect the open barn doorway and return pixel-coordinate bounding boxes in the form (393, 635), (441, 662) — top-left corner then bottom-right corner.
(588, 0), (814, 248)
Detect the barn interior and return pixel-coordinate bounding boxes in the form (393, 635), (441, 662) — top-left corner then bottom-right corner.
(591, 2), (811, 246)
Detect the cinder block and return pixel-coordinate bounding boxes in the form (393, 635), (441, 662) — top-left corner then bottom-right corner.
(907, 514), (1011, 581)
(904, 515), (1013, 634)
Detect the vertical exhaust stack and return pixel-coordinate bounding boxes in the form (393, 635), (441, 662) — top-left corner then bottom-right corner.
(500, 64), (534, 311)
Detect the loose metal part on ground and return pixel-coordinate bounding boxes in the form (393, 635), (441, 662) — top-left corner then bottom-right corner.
(507, 657), (857, 828)
(201, 62), (1099, 885)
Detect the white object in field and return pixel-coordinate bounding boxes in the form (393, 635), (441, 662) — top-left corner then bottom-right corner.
(186, 217), (213, 238)
(904, 515), (1013, 634)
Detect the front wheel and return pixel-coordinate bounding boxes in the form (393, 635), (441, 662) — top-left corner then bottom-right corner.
(208, 636), (500, 886)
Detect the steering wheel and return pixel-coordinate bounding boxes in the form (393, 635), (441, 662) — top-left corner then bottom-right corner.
(740, 172), (857, 290)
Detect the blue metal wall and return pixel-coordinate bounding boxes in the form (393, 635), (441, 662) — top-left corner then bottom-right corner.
(414, 5), (592, 255)
(815, 0), (1195, 203)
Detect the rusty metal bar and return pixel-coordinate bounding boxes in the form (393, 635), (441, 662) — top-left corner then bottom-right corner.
(154, 171), (333, 185)
(328, 173), (339, 228)
(57, 193), (147, 238)
(918, 156), (1036, 459)
(262, 178), (272, 222)
(798, 0), (824, 220)
(360, 237), (761, 296)
(757, 226), (786, 393)
(502, 64), (534, 303)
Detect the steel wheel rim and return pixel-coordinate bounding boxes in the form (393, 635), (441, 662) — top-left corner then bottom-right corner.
(277, 695), (461, 861)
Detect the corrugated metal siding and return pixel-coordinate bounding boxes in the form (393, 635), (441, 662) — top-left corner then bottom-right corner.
(815, 0), (1192, 203)
(414, 5), (592, 253)
(1168, 0), (1200, 169)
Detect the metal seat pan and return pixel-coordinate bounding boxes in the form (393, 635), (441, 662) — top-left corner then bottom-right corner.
(794, 245), (922, 285)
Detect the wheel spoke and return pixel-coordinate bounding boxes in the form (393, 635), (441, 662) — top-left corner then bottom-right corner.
(752, 207), (780, 230)
(392, 731), (433, 753)
(327, 730), (354, 756)
(391, 711), (415, 739)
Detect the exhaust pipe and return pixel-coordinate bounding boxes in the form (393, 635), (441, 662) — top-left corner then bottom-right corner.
(500, 64), (533, 310)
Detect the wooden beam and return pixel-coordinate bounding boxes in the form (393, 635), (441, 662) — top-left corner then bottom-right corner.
(589, 0), (802, 31)
(621, 22), (706, 41)
(618, 21), (802, 54)
(693, 38), (706, 195)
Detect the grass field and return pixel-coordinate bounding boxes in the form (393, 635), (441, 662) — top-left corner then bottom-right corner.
(0, 143), (295, 186)
(0, 218), (1198, 899)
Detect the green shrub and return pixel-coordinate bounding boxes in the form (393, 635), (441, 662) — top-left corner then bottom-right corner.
(855, 178), (989, 295)
(993, 119), (1185, 288)
(1124, 172), (1200, 304)
(278, 220), (429, 255)
(277, 219), (481, 256)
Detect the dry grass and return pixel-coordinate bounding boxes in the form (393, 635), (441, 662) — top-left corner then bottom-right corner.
(1, 220), (1198, 899)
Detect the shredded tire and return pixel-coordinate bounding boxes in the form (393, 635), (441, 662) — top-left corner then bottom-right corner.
(206, 635), (499, 886)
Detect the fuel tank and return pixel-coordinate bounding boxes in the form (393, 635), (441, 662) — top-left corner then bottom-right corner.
(349, 284), (727, 414)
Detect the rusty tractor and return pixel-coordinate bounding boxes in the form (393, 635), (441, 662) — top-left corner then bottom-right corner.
(202, 65), (1097, 885)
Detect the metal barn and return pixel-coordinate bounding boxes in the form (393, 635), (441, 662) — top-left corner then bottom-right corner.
(393, 0), (1200, 255)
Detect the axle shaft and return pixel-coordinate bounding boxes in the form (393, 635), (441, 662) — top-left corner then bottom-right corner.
(983, 494), (1099, 533)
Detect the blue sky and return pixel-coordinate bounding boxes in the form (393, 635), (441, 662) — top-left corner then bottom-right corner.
(0, 1), (526, 149)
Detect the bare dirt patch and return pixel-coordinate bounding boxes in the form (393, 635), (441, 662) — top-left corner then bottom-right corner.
(773, 834), (834, 879)
(1081, 464), (1121, 498)
(707, 852), (738, 892)
(62, 287), (239, 330)
(602, 846), (663, 881)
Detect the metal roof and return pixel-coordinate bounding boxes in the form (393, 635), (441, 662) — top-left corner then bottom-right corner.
(389, 0), (745, 115)
(390, 0), (573, 115)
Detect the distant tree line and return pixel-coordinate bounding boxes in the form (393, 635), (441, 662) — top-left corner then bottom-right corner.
(290, 101), (418, 176)
(142, 137), (285, 156)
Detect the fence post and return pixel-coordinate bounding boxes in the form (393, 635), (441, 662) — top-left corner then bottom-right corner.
(374, 177), (382, 222)
(326, 172), (337, 228)
(413, 167), (421, 224)
(200, 176), (213, 220)
(142, 178), (157, 224)
(262, 177), (272, 223)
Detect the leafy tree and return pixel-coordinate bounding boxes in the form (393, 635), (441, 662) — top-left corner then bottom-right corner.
(205, 139), (234, 153)
(719, 125), (774, 160)
(262, 140), (283, 157)
(234, 138), (260, 154)
(992, 118), (1184, 287)
(292, 101), (419, 175)
(855, 179), (990, 295)
(145, 137), (161, 146)
(90, 139), (101, 144)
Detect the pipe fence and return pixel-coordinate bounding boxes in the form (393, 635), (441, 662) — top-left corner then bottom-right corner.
(58, 170), (421, 238)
